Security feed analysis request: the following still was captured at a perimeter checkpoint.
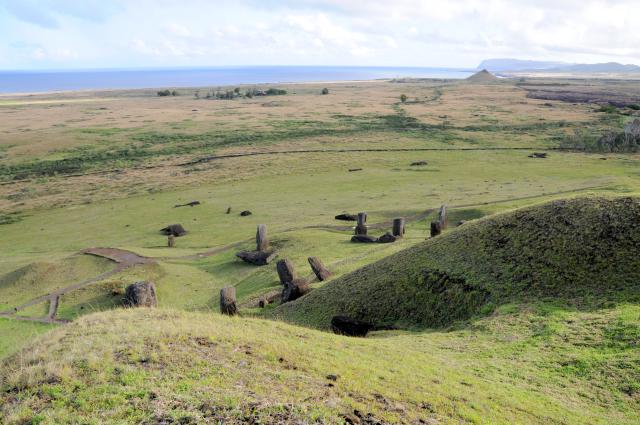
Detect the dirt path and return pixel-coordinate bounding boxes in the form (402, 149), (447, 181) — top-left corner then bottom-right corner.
(0, 248), (154, 324)
(179, 146), (559, 167)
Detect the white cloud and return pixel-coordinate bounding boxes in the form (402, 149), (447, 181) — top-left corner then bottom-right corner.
(2, 0), (640, 69)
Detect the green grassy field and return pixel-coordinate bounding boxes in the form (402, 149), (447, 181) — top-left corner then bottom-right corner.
(1, 306), (637, 424)
(0, 78), (639, 424)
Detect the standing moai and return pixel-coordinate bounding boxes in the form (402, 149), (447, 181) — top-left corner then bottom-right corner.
(276, 258), (310, 302)
(256, 224), (269, 251)
(276, 258), (297, 285)
(392, 218), (405, 237)
(220, 287), (238, 315)
(430, 221), (442, 237)
(168, 234), (176, 247)
(237, 224), (276, 266)
(355, 212), (368, 235)
(308, 256), (331, 281)
(438, 204), (447, 229)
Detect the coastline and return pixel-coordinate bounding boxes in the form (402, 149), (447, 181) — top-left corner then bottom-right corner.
(0, 66), (473, 96)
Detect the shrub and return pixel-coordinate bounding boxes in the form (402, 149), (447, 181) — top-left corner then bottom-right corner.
(597, 104), (618, 114)
(157, 90), (171, 97)
(266, 88), (287, 96)
(400, 94), (407, 103)
(321, 88), (329, 95)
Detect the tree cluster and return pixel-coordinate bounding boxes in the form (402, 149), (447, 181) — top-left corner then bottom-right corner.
(194, 87), (287, 100)
(157, 89), (178, 96)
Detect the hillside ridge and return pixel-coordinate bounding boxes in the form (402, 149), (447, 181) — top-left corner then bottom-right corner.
(274, 196), (640, 329)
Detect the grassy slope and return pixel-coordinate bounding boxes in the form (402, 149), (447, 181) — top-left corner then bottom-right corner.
(0, 255), (113, 311)
(1, 306), (638, 425)
(0, 319), (55, 358)
(274, 196), (640, 329)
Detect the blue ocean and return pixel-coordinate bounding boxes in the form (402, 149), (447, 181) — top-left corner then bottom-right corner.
(0, 66), (474, 94)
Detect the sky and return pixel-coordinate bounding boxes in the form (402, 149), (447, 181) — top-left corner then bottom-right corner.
(0, 0), (639, 70)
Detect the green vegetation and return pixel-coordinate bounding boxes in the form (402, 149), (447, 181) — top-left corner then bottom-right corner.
(561, 119), (640, 152)
(0, 319), (55, 358)
(1, 79), (640, 424)
(265, 88), (287, 96)
(1, 305), (638, 424)
(597, 104), (618, 114)
(0, 212), (24, 226)
(0, 255), (113, 311)
(275, 197), (640, 329)
(157, 90), (178, 97)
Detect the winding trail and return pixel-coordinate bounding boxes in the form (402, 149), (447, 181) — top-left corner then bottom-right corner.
(0, 248), (154, 324)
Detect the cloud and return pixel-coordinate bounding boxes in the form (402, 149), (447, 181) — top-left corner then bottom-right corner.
(1, 0), (640, 69)
(0, 0), (122, 28)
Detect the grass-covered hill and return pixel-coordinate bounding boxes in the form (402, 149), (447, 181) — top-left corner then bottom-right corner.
(1, 305), (639, 424)
(274, 196), (640, 329)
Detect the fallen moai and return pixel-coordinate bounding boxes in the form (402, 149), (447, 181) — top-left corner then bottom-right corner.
(174, 201), (201, 208)
(236, 250), (276, 266)
(377, 232), (397, 243)
(351, 234), (378, 243)
(335, 213), (357, 221)
(308, 256), (331, 281)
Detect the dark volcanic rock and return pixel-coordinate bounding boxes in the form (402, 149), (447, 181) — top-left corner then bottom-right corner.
(174, 201), (201, 208)
(219, 287), (238, 315)
(124, 281), (157, 307)
(160, 224), (187, 237)
(331, 316), (373, 337)
(377, 232), (397, 243)
(430, 221), (442, 237)
(236, 250), (276, 266)
(240, 210), (252, 216)
(392, 218), (405, 237)
(281, 279), (310, 303)
(308, 256), (331, 281)
(335, 213), (357, 221)
(351, 235), (378, 243)
(276, 258), (297, 284)
(355, 224), (368, 235)
(528, 152), (548, 158)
